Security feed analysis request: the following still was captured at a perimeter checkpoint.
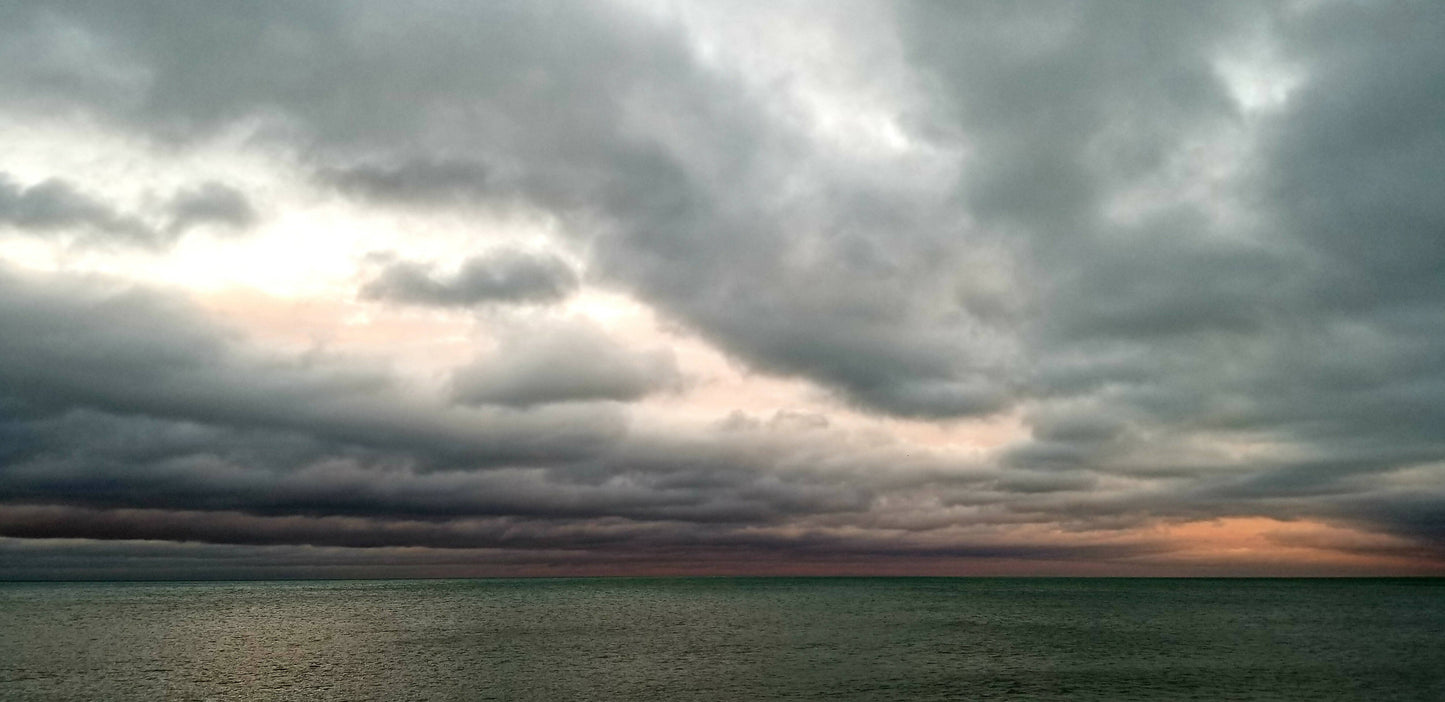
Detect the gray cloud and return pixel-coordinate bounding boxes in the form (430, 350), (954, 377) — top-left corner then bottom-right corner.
(0, 266), (996, 532)
(321, 158), (495, 205)
(360, 250), (578, 307)
(1, 173), (256, 245)
(166, 181), (256, 233)
(452, 323), (682, 407)
(0, 264), (624, 466)
(0, 173), (159, 245)
(0, 0), (1018, 418)
(1, 0), (1444, 574)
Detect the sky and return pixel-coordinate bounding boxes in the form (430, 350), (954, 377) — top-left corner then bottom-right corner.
(1, 0), (1443, 579)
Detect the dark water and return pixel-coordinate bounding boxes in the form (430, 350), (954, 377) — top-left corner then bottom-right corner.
(1, 578), (1442, 701)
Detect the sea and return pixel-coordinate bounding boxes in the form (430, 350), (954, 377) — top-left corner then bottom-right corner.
(1, 577), (1441, 701)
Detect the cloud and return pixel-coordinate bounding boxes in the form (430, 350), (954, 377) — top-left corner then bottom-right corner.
(0, 265), (988, 530)
(360, 250), (578, 307)
(321, 158), (495, 205)
(0, 1), (1444, 575)
(0, 264), (625, 465)
(0, 173), (158, 245)
(451, 322), (682, 407)
(166, 181), (256, 233)
(0, 173), (256, 246)
(0, 0), (1020, 418)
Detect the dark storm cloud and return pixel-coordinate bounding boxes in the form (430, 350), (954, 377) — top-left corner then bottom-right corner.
(0, 529), (1170, 580)
(2, 0), (1445, 572)
(0, 0), (1015, 418)
(0, 269), (999, 531)
(0, 506), (1156, 568)
(892, 1), (1445, 521)
(451, 323), (681, 407)
(1265, 1), (1445, 307)
(0, 264), (625, 465)
(0, 391), (988, 527)
(0, 173), (158, 245)
(360, 250), (578, 307)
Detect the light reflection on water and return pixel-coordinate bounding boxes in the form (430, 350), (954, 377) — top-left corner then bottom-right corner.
(1, 578), (1442, 701)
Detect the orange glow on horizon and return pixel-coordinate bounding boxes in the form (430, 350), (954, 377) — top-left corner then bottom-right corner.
(1138, 517), (1445, 576)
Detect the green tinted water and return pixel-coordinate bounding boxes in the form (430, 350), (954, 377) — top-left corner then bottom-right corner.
(1, 578), (1441, 700)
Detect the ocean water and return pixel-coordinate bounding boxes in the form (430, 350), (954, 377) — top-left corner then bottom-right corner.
(1, 578), (1441, 701)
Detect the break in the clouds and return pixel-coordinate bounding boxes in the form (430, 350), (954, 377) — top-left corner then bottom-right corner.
(1, 0), (1443, 578)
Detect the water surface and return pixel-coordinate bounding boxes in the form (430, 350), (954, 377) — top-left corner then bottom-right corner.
(2, 578), (1441, 700)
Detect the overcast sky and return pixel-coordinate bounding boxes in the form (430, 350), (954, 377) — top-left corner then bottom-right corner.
(2, 0), (1443, 578)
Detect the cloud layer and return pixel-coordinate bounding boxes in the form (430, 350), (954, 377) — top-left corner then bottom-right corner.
(1, 0), (1443, 577)
(360, 251), (579, 307)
